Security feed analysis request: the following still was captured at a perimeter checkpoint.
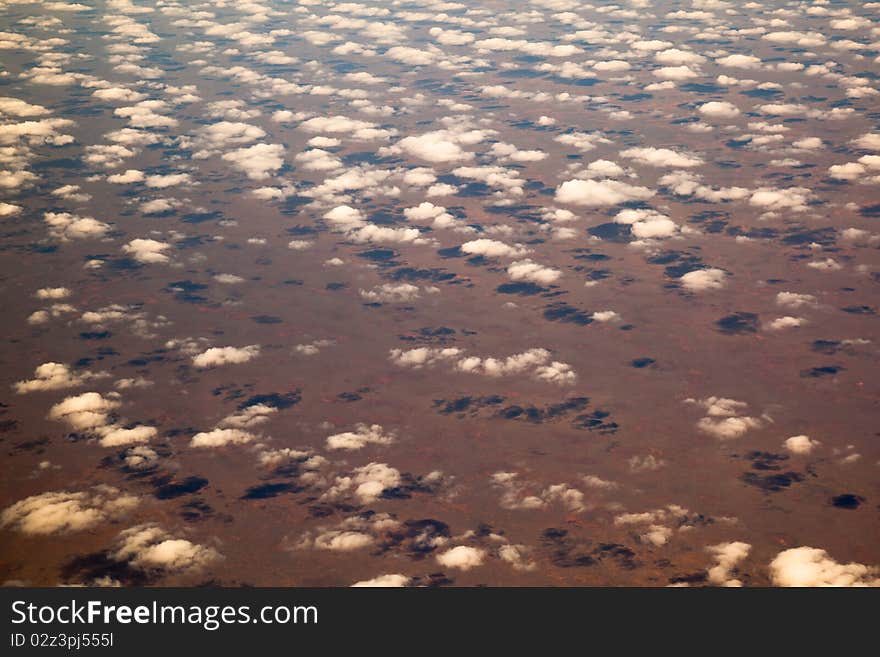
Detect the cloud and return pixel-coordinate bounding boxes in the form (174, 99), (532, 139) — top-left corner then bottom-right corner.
(498, 544), (537, 572)
(192, 345), (260, 368)
(706, 541), (751, 587)
(322, 462), (402, 503)
(351, 574), (410, 587)
(43, 212), (110, 240)
(715, 54), (762, 69)
(14, 362), (101, 393)
(460, 239), (530, 258)
(107, 169), (144, 184)
(507, 259), (562, 285)
(190, 428), (257, 448)
(0, 486), (139, 535)
(628, 454), (666, 473)
(48, 391), (120, 431)
(749, 187), (811, 212)
(145, 173), (191, 189)
(222, 143), (285, 179)
(389, 346), (576, 385)
(553, 132), (611, 152)
(0, 201), (22, 216)
(686, 396), (763, 440)
(35, 287), (70, 300)
(122, 238), (172, 264)
(852, 133), (880, 151)
(113, 524), (220, 573)
(0, 96), (50, 117)
(298, 115), (393, 140)
(189, 121), (266, 157)
(140, 198), (181, 215)
(348, 225), (427, 245)
(698, 101), (741, 118)
(775, 291), (817, 309)
(436, 546), (486, 571)
(326, 423), (396, 451)
(491, 472), (585, 512)
(784, 435), (820, 455)
(614, 505), (690, 546)
(652, 65), (699, 80)
(621, 147), (703, 168)
(555, 179), (655, 206)
(297, 513), (402, 553)
(323, 205), (365, 231)
(591, 310), (620, 323)
(359, 283), (428, 303)
(766, 316), (805, 331)
(655, 48), (706, 65)
(769, 547), (880, 587)
(98, 425), (157, 448)
(680, 268), (727, 292)
(387, 130), (475, 163)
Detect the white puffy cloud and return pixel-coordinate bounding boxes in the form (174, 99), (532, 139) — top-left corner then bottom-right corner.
(351, 574), (410, 587)
(323, 205), (365, 231)
(680, 268), (727, 292)
(389, 346), (576, 384)
(460, 239), (530, 259)
(14, 362), (100, 393)
(762, 31), (826, 47)
(298, 513), (402, 553)
(107, 169), (144, 184)
(749, 187), (811, 212)
(387, 130), (476, 163)
(770, 547), (880, 587)
(98, 425), (157, 448)
(686, 396), (763, 440)
(192, 345), (260, 368)
(655, 48), (706, 65)
(113, 524), (220, 573)
(506, 259), (562, 285)
(0, 201), (22, 216)
(591, 310), (620, 323)
(0, 97), (50, 117)
(715, 54), (762, 69)
(698, 101), (741, 118)
(852, 133), (880, 151)
(784, 435), (820, 455)
(145, 172), (190, 188)
(35, 287), (70, 300)
(299, 115), (393, 140)
(222, 143), (284, 179)
(359, 283), (426, 303)
(48, 391), (119, 431)
(122, 238), (172, 264)
(554, 132), (611, 152)
(326, 423), (396, 451)
(621, 147), (703, 168)
(436, 546), (486, 571)
(776, 292), (817, 309)
(190, 428), (257, 448)
(491, 472), (585, 513)
(767, 316), (805, 331)
(555, 179), (655, 206)
(140, 198), (181, 215)
(0, 486), (138, 535)
(43, 212), (110, 240)
(614, 505), (690, 546)
(323, 462), (402, 504)
(653, 65), (699, 80)
(706, 541), (751, 587)
(348, 224), (427, 245)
